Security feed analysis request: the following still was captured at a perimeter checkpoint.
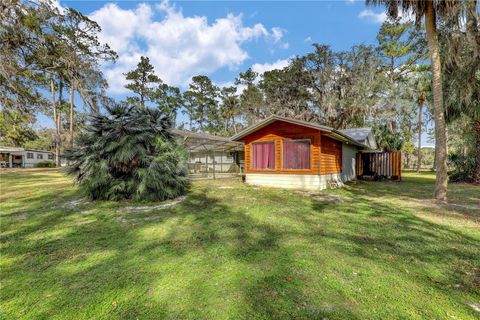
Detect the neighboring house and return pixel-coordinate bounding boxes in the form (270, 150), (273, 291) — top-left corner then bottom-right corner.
(0, 147), (54, 168)
(230, 116), (377, 190)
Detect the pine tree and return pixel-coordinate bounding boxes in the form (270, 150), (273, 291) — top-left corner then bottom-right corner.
(124, 56), (160, 108)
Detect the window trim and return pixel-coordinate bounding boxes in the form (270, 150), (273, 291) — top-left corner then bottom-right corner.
(251, 141), (276, 170)
(27, 152), (34, 159)
(281, 138), (312, 171)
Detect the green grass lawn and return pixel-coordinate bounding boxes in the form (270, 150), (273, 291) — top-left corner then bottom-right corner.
(1, 169), (479, 319)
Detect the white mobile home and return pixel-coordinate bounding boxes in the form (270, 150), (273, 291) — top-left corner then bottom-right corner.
(0, 147), (54, 168)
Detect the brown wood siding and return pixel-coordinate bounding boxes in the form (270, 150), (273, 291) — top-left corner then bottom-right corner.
(320, 136), (342, 174)
(242, 120), (342, 175)
(244, 121), (320, 174)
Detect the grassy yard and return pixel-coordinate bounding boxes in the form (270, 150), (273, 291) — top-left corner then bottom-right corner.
(0, 169), (479, 319)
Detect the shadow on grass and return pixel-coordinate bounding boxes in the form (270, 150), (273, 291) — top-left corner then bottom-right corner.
(1, 176), (479, 319)
(308, 189), (480, 295)
(1, 186), (361, 319)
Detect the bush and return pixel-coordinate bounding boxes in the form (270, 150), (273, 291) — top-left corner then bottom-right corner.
(65, 105), (188, 201)
(35, 160), (55, 168)
(448, 152), (474, 183)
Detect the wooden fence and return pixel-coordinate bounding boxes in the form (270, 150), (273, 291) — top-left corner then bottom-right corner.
(356, 151), (402, 181)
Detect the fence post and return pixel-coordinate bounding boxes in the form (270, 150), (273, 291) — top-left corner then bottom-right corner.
(212, 150), (216, 180)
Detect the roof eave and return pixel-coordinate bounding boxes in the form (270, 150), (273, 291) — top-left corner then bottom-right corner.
(230, 115), (334, 141)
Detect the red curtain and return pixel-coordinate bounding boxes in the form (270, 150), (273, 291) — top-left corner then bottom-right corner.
(283, 140), (310, 169)
(252, 142), (275, 169)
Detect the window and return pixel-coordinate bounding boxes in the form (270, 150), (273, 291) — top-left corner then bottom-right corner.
(48, 154), (53, 160)
(37, 154), (43, 160)
(283, 139), (310, 169)
(252, 142), (275, 169)
(27, 152), (34, 159)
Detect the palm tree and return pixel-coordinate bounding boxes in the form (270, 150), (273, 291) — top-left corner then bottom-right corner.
(410, 71), (431, 173)
(440, 0), (480, 184)
(65, 105), (188, 201)
(366, 0), (459, 201)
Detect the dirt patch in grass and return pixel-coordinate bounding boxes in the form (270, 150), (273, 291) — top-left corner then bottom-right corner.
(124, 196), (186, 212)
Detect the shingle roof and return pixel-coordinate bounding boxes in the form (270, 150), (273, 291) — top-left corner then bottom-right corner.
(338, 128), (372, 143)
(230, 115), (370, 148)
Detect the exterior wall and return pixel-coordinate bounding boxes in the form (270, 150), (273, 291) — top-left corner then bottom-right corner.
(23, 151), (53, 168)
(245, 173), (344, 190)
(365, 131), (378, 150)
(240, 120), (358, 190)
(243, 120), (343, 175)
(243, 121), (323, 175)
(341, 143), (357, 182)
(320, 136), (342, 174)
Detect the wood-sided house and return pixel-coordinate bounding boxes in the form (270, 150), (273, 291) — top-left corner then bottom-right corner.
(231, 116), (378, 190)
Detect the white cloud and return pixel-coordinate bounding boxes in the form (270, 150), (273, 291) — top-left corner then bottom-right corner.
(89, 1), (286, 93)
(358, 9), (387, 24)
(90, 3), (152, 54)
(215, 57), (291, 93)
(271, 27), (284, 43)
(251, 58), (290, 76)
(359, 8), (416, 24)
(399, 10), (416, 23)
(215, 81), (246, 95)
(304, 36), (312, 43)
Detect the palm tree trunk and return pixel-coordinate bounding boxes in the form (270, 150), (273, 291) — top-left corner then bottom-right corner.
(416, 96), (423, 173)
(58, 79), (63, 167)
(425, 2), (448, 201)
(232, 116), (237, 134)
(474, 119), (480, 184)
(70, 82), (74, 148)
(50, 79), (61, 167)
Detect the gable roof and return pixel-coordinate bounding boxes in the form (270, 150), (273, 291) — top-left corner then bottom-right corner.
(338, 127), (377, 150)
(338, 128), (371, 142)
(230, 115), (371, 149)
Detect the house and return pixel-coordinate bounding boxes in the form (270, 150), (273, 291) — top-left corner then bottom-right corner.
(230, 116), (378, 190)
(0, 147), (54, 168)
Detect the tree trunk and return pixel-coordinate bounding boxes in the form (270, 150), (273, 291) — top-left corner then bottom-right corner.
(70, 83), (74, 148)
(474, 120), (480, 184)
(466, 0), (480, 59)
(232, 117), (237, 134)
(425, 2), (448, 201)
(58, 79), (63, 167)
(416, 96), (423, 173)
(50, 79), (61, 167)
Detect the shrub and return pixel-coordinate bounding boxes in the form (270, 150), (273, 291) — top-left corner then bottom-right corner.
(448, 152), (474, 183)
(35, 160), (55, 168)
(65, 105), (188, 201)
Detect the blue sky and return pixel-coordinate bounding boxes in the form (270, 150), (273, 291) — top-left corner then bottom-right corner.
(39, 1), (432, 145)
(64, 0), (387, 92)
